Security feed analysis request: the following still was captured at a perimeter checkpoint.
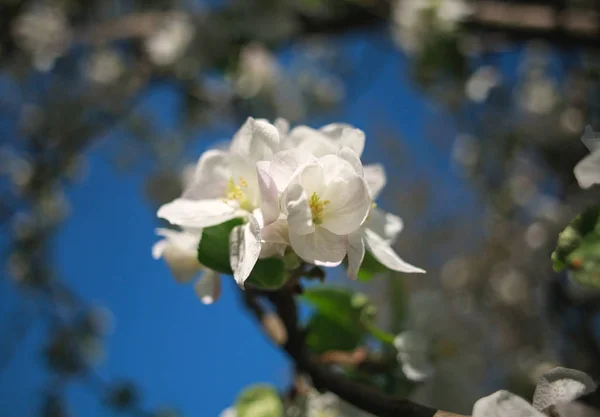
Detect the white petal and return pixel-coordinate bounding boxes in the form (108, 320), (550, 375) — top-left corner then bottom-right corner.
(367, 208), (403, 244)
(364, 228), (425, 273)
(154, 228), (201, 251)
(289, 228), (347, 267)
(285, 184), (314, 235)
(274, 118), (290, 137)
(152, 228), (202, 283)
(574, 149), (600, 189)
(259, 220), (289, 259)
(230, 117), (280, 161)
(319, 154), (358, 184)
(339, 127), (365, 157)
(288, 125), (336, 157)
(319, 123), (353, 138)
(393, 331), (434, 382)
(229, 215), (261, 287)
(363, 164), (386, 200)
(473, 391), (545, 417)
(183, 149), (230, 200)
(194, 270), (221, 304)
(152, 239), (169, 260)
(158, 198), (245, 228)
(257, 163), (280, 225)
(581, 125), (600, 152)
(346, 231), (365, 280)
(268, 149), (317, 191)
(338, 147), (363, 176)
(532, 367), (596, 411)
(157, 241), (202, 283)
(259, 242), (287, 259)
(261, 219), (290, 245)
(219, 407), (237, 417)
(321, 175), (371, 235)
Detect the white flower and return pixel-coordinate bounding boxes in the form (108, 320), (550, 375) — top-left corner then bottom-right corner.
(574, 125), (600, 189)
(157, 118), (282, 286)
(347, 164), (424, 279)
(235, 43), (281, 98)
(145, 13), (194, 66)
(262, 148), (372, 266)
(152, 228), (221, 304)
(85, 48), (123, 85)
(394, 291), (485, 413)
(392, 0), (472, 54)
(13, 3), (72, 72)
(472, 367), (596, 417)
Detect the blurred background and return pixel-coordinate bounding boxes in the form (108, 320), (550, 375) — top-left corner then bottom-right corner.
(1, 0), (600, 416)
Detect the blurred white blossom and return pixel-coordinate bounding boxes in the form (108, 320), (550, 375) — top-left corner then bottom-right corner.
(392, 0), (472, 54)
(152, 228), (221, 304)
(236, 43), (281, 98)
(574, 125), (600, 189)
(85, 49), (124, 85)
(466, 66), (501, 103)
(394, 291), (485, 413)
(472, 367), (596, 417)
(12, 3), (71, 72)
(145, 13), (194, 66)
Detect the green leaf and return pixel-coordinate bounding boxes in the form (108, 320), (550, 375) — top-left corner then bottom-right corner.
(236, 385), (282, 417)
(552, 205), (600, 288)
(357, 250), (388, 282)
(305, 313), (363, 354)
(245, 258), (287, 290)
(301, 287), (377, 353)
(301, 287), (365, 328)
(197, 219), (288, 289)
(197, 218), (244, 274)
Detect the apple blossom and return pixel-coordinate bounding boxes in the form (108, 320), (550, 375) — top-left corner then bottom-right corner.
(157, 116), (424, 289)
(574, 125), (600, 189)
(264, 148), (372, 266)
(157, 117), (282, 286)
(394, 291), (485, 412)
(472, 367), (596, 417)
(152, 228), (221, 304)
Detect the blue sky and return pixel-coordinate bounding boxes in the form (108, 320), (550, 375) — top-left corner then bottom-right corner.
(0, 27), (487, 417)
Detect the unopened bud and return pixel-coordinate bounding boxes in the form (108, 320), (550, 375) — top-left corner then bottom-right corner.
(261, 313), (287, 346)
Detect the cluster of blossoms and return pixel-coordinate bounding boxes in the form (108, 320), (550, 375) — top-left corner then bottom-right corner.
(153, 117), (424, 303)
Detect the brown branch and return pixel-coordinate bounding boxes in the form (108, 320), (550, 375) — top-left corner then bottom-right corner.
(242, 288), (465, 417)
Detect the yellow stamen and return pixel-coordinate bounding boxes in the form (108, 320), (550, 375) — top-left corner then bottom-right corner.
(226, 177), (253, 211)
(309, 192), (330, 225)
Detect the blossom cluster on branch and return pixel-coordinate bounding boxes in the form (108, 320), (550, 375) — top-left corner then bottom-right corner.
(153, 117), (424, 302)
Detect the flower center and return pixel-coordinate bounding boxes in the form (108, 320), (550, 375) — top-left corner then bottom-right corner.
(309, 192), (330, 225)
(226, 177), (253, 211)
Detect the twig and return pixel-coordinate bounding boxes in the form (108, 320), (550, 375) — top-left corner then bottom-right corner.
(245, 288), (462, 417)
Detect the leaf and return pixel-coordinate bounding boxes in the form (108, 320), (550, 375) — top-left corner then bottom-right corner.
(301, 287), (376, 353)
(245, 258), (287, 290)
(197, 219), (289, 289)
(236, 385), (282, 417)
(197, 218), (244, 274)
(357, 250), (388, 282)
(301, 287), (365, 329)
(306, 313), (363, 354)
(552, 205), (600, 289)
